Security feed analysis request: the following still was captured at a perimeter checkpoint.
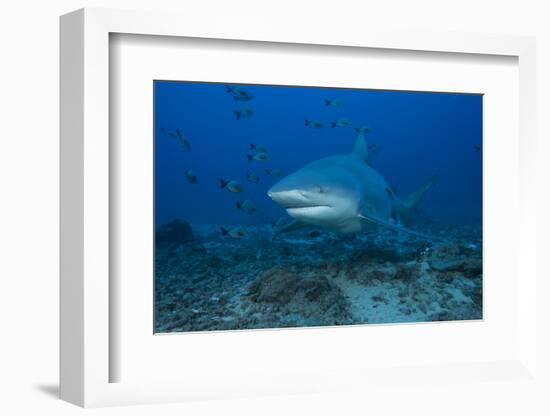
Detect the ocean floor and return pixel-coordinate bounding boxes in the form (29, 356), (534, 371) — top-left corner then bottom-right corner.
(154, 220), (482, 333)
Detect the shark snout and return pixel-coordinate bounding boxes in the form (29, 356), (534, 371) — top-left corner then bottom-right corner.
(268, 183), (328, 210)
(267, 187), (307, 207)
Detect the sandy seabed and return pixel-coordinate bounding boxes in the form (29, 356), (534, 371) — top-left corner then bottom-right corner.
(154, 221), (482, 333)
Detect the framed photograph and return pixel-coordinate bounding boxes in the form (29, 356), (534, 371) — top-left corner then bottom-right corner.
(60, 8), (538, 407)
(153, 80), (482, 334)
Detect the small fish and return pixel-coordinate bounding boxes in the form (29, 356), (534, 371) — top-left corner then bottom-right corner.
(368, 143), (381, 154)
(325, 99), (344, 108)
(246, 152), (269, 162)
(270, 217), (288, 228)
(355, 126), (372, 133)
(233, 108), (255, 120)
(330, 118), (351, 128)
(184, 170), (198, 184)
(219, 178), (243, 193)
(474, 144), (481, 152)
(225, 85), (254, 102)
(160, 128), (191, 150)
(246, 172), (260, 183)
(220, 227), (246, 239)
(265, 169), (283, 177)
(235, 199), (256, 215)
(308, 231), (321, 238)
(305, 119), (324, 129)
(249, 143), (268, 153)
(175, 129), (191, 150)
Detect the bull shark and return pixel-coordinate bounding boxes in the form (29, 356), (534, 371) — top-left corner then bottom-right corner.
(267, 131), (438, 239)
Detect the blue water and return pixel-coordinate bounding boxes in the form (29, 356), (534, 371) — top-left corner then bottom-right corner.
(154, 81), (482, 227)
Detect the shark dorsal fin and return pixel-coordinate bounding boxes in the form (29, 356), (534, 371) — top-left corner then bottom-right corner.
(352, 131), (369, 163)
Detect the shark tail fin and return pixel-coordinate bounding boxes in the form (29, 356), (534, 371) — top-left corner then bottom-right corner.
(219, 178), (228, 189)
(233, 110), (241, 120)
(404, 175), (438, 211)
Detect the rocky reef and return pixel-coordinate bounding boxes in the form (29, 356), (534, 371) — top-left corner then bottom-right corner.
(246, 267), (353, 327)
(155, 219), (195, 248)
(154, 220), (482, 333)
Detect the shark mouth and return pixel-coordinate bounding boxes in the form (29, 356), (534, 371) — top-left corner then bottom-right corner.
(286, 205), (331, 215)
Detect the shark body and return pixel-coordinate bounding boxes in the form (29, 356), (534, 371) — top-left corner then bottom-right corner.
(267, 132), (437, 238)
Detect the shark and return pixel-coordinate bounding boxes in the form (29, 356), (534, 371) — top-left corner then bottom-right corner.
(267, 131), (438, 239)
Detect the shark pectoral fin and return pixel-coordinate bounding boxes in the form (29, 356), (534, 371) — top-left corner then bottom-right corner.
(358, 214), (438, 241)
(272, 219), (310, 239)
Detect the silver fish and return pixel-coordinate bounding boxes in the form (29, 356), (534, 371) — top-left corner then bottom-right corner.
(247, 152), (269, 162)
(305, 119), (324, 129)
(236, 199), (256, 215)
(225, 85), (254, 102)
(265, 169), (283, 177)
(233, 108), (255, 120)
(249, 143), (268, 153)
(270, 217), (289, 229)
(368, 143), (381, 154)
(219, 178), (243, 193)
(330, 118), (351, 128)
(220, 226), (246, 239)
(184, 170), (198, 184)
(324, 99), (344, 107)
(160, 128), (191, 150)
(246, 172), (260, 183)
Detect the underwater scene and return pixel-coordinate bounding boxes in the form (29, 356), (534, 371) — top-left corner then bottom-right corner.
(154, 81), (482, 333)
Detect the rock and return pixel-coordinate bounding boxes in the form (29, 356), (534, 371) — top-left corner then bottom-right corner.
(429, 258), (466, 272)
(417, 303), (428, 314)
(156, 219), (194, 248)
(372, 294), (388, 304)
(394, 263), (419, 281)
(428, 301), (481, 321)
(462, 283), (483, 307)
(399, 307), (414, 316)
(248, 268), (297, 304)
(463, 258), (482, 276)
(247, 267), (351, 325)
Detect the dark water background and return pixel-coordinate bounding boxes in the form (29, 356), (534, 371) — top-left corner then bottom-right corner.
(154, 81), (482, 227)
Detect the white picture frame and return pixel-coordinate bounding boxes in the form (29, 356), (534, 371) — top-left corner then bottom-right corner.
(60, 8), (538, 408)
